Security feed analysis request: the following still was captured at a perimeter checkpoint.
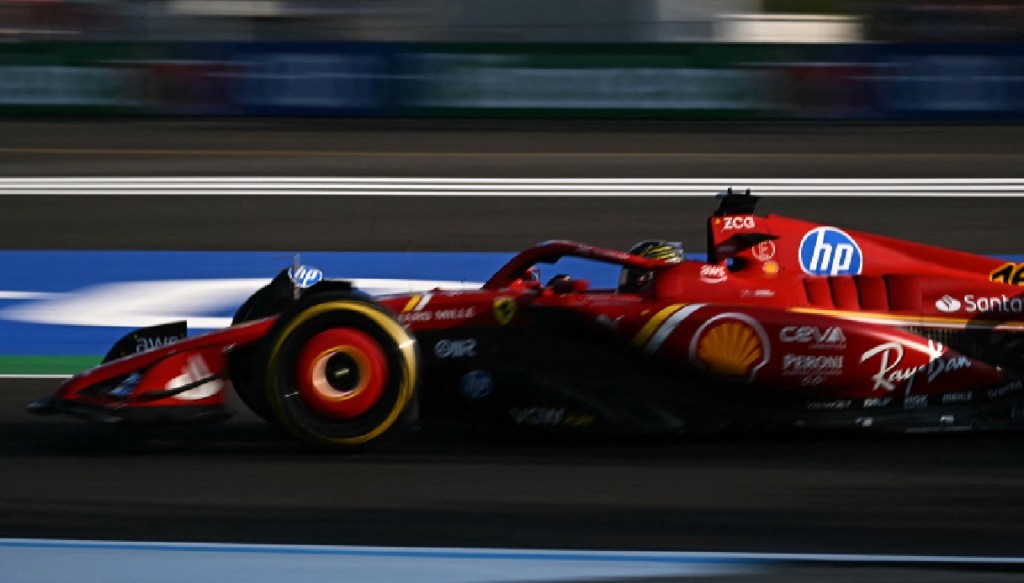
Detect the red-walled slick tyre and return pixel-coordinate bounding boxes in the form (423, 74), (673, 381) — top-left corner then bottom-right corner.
(227, 271), (296, 422)
(262, 292), (419, 449)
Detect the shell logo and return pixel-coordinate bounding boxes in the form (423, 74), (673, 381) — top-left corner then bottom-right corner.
(689, 313), (770, 383)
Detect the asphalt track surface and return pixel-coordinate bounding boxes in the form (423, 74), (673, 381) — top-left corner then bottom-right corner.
(3, 120), (1024, 254)
(4, 120), (1024, 580)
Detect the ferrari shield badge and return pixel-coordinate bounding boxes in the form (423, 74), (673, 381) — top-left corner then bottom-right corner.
(493, 297), (516, 325)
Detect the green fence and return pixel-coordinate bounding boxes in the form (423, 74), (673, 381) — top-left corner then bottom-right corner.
(0, 42), (1020, 119)
(0, 43), (163, 114)
(402, 44), (800, 118)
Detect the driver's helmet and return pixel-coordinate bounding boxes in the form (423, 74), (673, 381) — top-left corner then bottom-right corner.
(618, 240), (684, 293)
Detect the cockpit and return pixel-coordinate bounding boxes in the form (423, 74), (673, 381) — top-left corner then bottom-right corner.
(490, 240), (685, 297)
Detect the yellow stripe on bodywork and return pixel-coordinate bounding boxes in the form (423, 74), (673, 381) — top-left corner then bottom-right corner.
(790, 307), (1024, 330)
(402, 295), (421, 313)
(632, 303), (686, 348)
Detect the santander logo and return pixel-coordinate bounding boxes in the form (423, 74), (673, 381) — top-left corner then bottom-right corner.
(934, 295), (961, 313)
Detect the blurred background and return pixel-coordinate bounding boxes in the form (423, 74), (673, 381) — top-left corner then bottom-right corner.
(3, 0), (1023, 43)
(1, 0), (1023, 119)
(5, 5), (1024, 581)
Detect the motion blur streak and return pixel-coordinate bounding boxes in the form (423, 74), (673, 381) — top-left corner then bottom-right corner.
(7, 538), (1024, 583)
(1, 0), (1021, 43)
(0, 540), (761, 583)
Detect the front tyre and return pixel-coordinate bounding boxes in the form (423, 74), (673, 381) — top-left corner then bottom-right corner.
(229, 270), (298, 421)
(262, 293), (419, 449)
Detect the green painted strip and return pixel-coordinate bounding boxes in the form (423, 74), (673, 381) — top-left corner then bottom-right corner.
(0, 356), (101, 375)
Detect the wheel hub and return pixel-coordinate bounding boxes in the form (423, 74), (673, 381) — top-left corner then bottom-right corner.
(294, 327), (388, 419)
(324, 352), (360, 393)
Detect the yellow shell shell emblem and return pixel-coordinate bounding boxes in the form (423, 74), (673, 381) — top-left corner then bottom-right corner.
(691, 316), (768, 382)
(493, 296), (516, 325)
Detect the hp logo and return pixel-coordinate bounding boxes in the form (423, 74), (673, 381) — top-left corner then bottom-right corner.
(459, 370), (493, 399)
(798, 227), (863, 276)
(288, 265), (323, 288)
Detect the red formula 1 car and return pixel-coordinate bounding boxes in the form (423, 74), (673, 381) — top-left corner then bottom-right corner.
(29, 192), (1024, 449)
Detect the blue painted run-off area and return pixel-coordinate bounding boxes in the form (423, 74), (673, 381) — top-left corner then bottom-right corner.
(0, 250), (628, 356)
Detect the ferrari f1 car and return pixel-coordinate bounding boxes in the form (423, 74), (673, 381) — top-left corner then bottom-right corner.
(28, 191), (1024, 449)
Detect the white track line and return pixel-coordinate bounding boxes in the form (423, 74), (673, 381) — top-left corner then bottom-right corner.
(5, 178), (1024, 183)
(1, 178), (1023, 196)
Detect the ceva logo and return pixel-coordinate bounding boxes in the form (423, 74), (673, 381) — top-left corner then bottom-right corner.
(934, 295), (962, 313)
(799, 227), (863, 276)
(288, 265), (323, 288)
